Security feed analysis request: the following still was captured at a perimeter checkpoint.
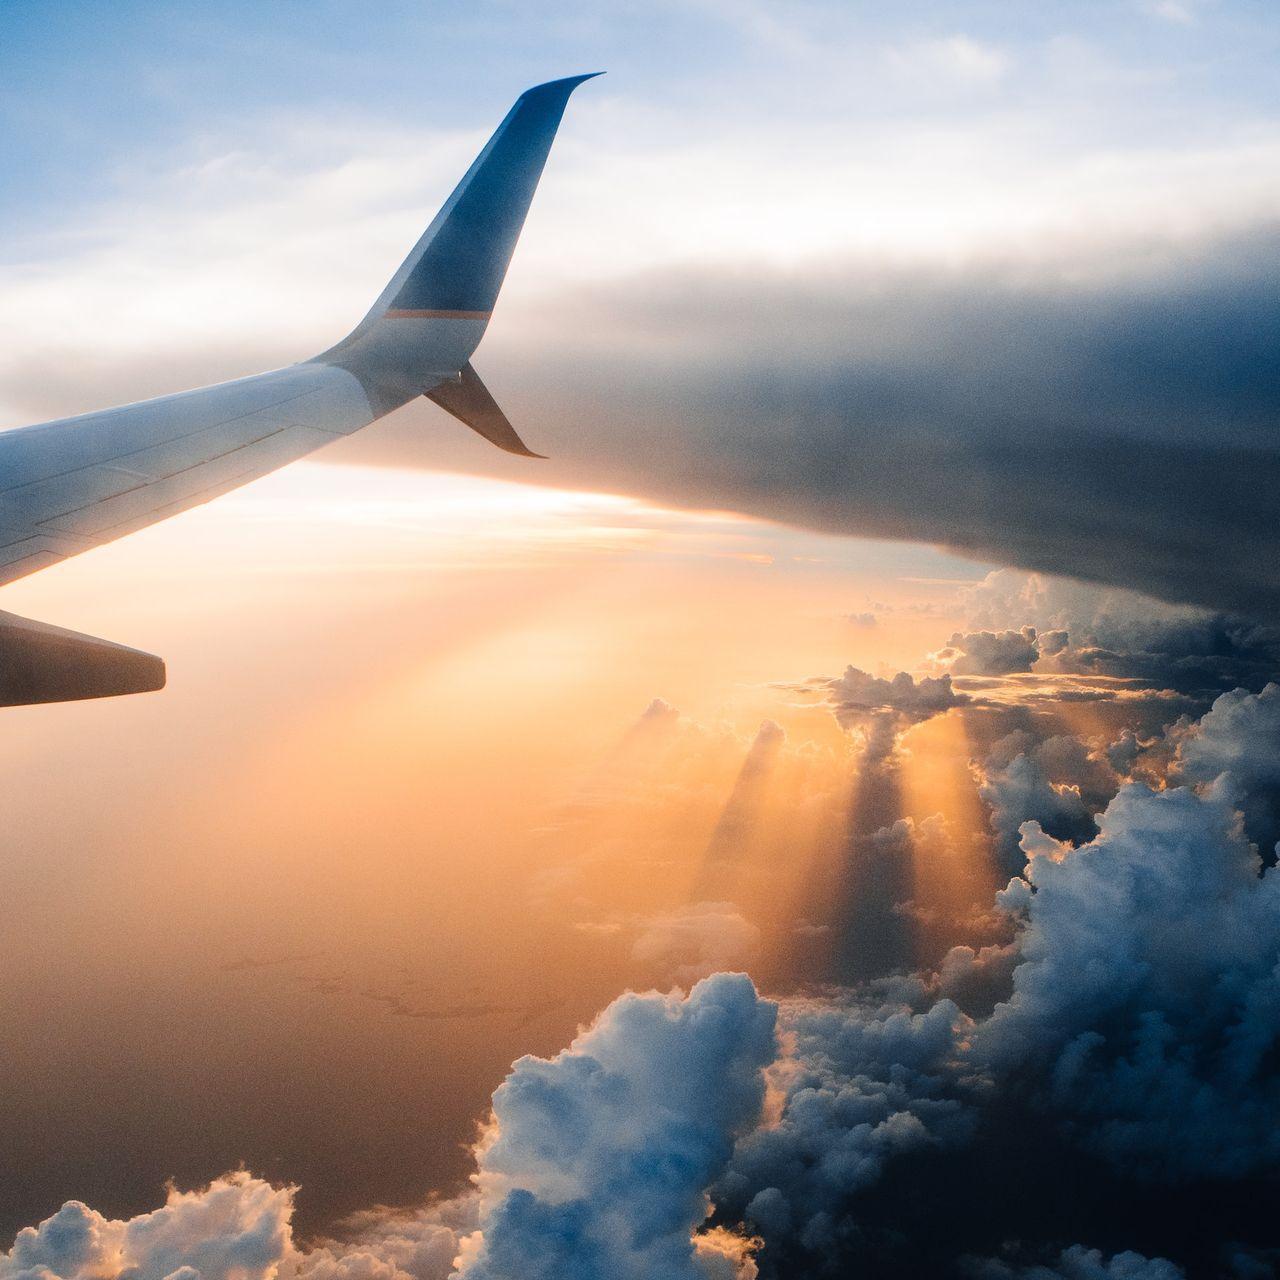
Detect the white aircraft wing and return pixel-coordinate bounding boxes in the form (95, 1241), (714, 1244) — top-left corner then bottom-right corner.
(0, 364), (371, 588)
(0, 74), (597, 706)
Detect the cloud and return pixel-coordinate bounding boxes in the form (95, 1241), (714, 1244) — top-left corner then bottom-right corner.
(15, 980), (774, 1280)
(963, 572), (1280, 693)
(450, 230), (1280, 623)
(978, 743), (1096, 874)
(712, 757), (1280, 1271)
(963, 571), (1206, 648)
(1170, 682), (1280, 858)
(505, 620), (1280, 1270)
(10, 608), (1280, 1278)
(639, 697), (681, 725)
(933, 627), (1040, 676)
(965, 1244), (1186, 1278)
(7, 103), (1280, 621)
(289, 1198), (476, 1280)
(717, 990), (975, 1262)
(972, 728), (1122, 875)
(458, 973), (776, 1280)
(10, 755), (1280, 1279)
(806, 665), (967, 729)
(976, 783), (1280, 1180)
(0, 1174), (293, 1280)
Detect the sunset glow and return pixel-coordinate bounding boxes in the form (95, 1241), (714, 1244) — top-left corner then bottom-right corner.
(7, 6), (1280, 1276)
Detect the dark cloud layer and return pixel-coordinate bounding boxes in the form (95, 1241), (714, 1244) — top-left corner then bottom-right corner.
(340, 228), (1280, 620)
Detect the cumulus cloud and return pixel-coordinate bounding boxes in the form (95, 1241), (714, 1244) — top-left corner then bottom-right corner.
(933, 628), (1040, 676)
(385, 625), (1280, 1274)
(964, 571), (1280, 694)
(11, 622), (1280, 1279)
(11, 762), (1280, 1278)
(1170, 682), (1280, 858)
(0, 1174), (293, 1280)
(459, 974), (776, 1280)
(12, 981), (776, 1280)
(977, 732), (1107, 873)
(717, 991), (975, 1263)
(976, 783), (1280, 1179)
(806, 665), (967, 729)
(711, 769), (1280, 1272)
(289, 1198), (475, 1280)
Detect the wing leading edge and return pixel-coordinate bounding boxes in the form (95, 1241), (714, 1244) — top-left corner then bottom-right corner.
(0, 74), (597, 705)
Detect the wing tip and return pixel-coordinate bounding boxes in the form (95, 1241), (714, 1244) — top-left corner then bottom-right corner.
(519, 72), (605, 101)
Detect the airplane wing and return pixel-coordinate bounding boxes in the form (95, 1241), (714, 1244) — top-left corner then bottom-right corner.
(0, 74), (597, 706)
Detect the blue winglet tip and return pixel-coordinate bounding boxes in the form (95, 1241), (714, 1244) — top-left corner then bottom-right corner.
(520, 72), (605, 100)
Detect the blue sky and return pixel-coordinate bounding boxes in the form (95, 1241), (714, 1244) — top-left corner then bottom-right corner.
(4, 0), (1280, 239)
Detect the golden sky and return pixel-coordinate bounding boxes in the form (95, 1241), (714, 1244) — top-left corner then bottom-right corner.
(0, 459), (998, 1230)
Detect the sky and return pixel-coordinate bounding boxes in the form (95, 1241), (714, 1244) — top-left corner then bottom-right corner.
(4, 3), (1280, 1279)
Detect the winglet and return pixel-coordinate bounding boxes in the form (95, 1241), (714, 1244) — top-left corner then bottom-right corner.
(317, 74), (599, 424)
(335, 73), (602, 345)
(425, 364), (546, 458)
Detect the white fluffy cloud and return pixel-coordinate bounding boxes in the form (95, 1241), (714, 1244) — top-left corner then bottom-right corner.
(718, 991), (974, 1259)
(0, 1174), (292, 1280)
(978, 733), (1100, 872)
(10, 765), (1280, 1276)
(9, 635), (1280, 1279)
(288, 1197), (475, 1280)
(458, 973), (776, 1280)
(1171, 682), (1280, 856)
(976, 783), (1280, 1178)
(5, 980), (777, 1280)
